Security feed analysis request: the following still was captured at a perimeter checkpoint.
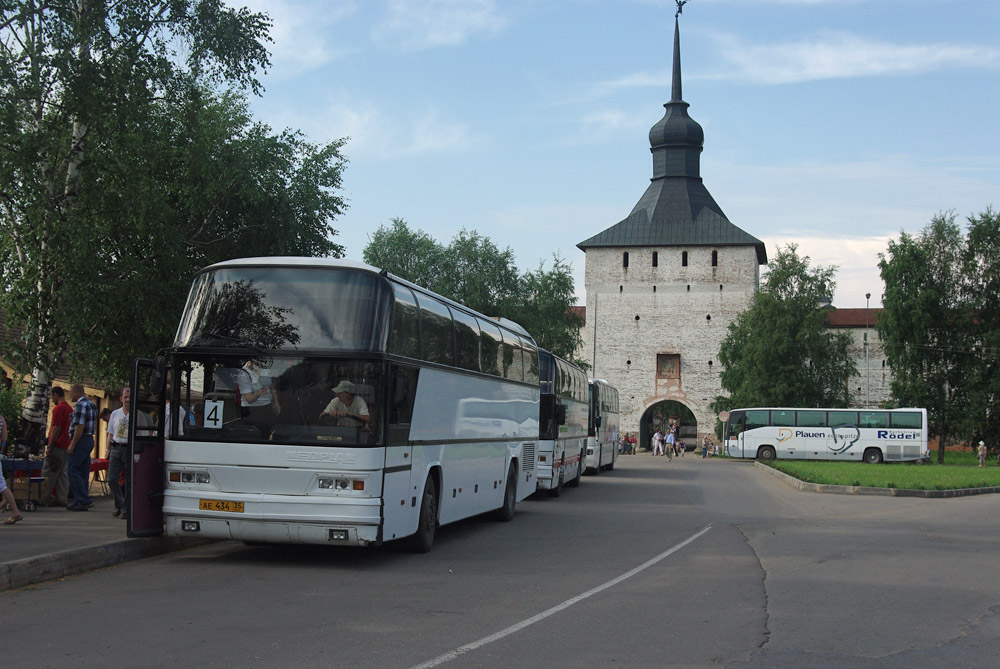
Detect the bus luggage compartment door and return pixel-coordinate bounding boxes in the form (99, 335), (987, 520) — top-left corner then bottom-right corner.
(381, 445), (415, 541)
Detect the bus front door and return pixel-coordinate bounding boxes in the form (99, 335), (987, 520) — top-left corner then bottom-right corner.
(128, 356), (166, 538)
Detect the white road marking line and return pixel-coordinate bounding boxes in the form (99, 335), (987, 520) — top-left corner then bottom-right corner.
(409, 525), (713, 669)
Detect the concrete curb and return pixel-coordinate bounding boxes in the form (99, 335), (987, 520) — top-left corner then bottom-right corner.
(754, 461), (1000, 498)
(0, 537), (214, 592)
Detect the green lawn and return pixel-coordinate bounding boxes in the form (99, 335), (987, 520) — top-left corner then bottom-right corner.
(766, 451), (1000, 491)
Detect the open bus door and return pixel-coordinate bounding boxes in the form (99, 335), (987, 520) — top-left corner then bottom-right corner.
(128, 356), (166, 538)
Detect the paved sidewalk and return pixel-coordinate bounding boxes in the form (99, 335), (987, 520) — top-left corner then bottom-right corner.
(1, 494), (207, 592)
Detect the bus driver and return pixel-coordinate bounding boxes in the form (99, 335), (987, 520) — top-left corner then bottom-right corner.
(319, 380), (370, 427)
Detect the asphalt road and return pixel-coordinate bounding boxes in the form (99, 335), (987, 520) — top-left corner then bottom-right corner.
(5, 456), (999, 668)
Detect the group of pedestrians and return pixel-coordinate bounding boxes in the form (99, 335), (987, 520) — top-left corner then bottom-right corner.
(650, 424), (684, 458)
(3, 384), (135, 525)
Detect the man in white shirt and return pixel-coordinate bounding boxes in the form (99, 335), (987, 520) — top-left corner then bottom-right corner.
(319, 380), (370, 428)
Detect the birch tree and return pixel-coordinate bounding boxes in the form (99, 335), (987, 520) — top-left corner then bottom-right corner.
(0, 0), (271, 445)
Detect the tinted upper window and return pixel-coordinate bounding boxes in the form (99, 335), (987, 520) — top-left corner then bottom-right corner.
(453, 309), (481, 372)
(175, 267), (389, 351)
(416, 294), (454, 366)
(521, 336), (539, 386)
(388, 283), (420, 358)
(478, 318), (504, 377)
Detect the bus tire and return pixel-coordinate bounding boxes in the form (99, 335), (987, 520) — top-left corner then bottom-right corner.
(548, 468), (563, 497)
(568, 451), (584, 488)
(494, 462), (517, 522)
(864, 448), (884, 464)
(406, 476), (438, 553)
(757, 445), (776, 461)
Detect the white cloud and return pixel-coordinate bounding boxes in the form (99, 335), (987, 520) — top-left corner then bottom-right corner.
(373, 0), (507, 51)
(317, 101), (481, 158)
(760, 234), (891, 308)
(710, 32), (1000, 85)
(234, 0), (358, 76)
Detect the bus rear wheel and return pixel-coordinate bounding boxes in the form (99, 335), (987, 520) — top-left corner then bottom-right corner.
(548, 468), (563, 497)
(567, 451), (584, 488)
(406, 476), (438, 553)
(864, 448), (884, 464)
(493, 462), (517, 522)
(757, 445), (776, 461)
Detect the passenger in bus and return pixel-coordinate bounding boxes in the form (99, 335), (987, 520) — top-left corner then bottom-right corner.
(238, 360), (281, 436)
(319, 380), (370, 428)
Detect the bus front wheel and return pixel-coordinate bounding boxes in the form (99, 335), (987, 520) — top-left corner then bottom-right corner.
(864, 448), (884, 464)
(757, 446), (776, 461)
(494, 462), (517, 522)
(406, 476), (438, 553)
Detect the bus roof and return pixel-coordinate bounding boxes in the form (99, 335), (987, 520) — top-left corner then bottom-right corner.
(196, 257), (535, 341)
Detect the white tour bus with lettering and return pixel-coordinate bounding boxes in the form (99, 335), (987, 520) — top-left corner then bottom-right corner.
(724, 407), (929, 464)
(127, 258), (538, 552)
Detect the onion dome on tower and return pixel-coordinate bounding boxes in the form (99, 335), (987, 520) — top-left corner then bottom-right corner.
(578, 14), (766, 265)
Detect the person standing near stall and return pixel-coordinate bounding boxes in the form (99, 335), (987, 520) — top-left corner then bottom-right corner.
(40, 386), (72, 507)
(66, 384), (97, 511)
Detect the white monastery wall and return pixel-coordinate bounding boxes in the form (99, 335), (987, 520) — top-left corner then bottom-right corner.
(840, 326), (893, 408)
(581, 245), (760, 440)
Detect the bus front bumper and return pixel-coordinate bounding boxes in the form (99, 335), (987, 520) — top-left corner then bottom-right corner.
(163, 491), (382, 547)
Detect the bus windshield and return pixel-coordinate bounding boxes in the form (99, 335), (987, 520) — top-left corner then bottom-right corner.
(172, 354), (384, 447)
(174, 267), (390, 351)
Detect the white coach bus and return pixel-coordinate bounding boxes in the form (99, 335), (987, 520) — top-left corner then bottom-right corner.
(585, 379), (620, 473)
(128, 258), (538, 552)
(536, 349), (589, 496)
(724, 407), (929, 464)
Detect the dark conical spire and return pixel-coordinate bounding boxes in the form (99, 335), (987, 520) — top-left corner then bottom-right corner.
(578, 3), (766, 265)
(648, 13), (704, 180)
(671, 16), (683, 103)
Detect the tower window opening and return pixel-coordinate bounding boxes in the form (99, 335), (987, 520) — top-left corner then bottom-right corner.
(682, 251), (688, 267)
(686, 285), (690, 292)
(711, 250), (718, 267)
(652, 252), (658, 267)
(719, 284), (723, 291)
(620, 285), (623, 293)
(706, 314), (711, 321)
(623, 252), (629, 268)
(653, 285), (656, 293)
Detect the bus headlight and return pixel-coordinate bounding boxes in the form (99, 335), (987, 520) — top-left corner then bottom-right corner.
(318, 477), (365, 492)
(170, 470), (211, 485)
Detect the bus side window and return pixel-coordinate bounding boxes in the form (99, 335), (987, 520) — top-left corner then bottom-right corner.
(745, 410), (769, 431)
(388, 365), (418, 446)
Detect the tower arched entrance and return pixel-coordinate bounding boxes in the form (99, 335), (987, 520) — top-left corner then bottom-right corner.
(639, 400), (698, 453)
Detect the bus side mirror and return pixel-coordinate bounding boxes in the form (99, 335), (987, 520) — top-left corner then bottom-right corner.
(554, 404), (567, 425)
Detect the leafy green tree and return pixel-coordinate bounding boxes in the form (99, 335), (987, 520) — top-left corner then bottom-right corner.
(363, 218), (443, 289)
(363, 220), (583, 361)
(507, 255), (584, 361)
(0, 1), (346, 446)
(877, 213), (975, 463)
(715, 245), (856, 412)
(963, 207), (1000, 453)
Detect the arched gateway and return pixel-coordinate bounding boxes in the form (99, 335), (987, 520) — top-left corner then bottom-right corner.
(638, 400), (697, 453)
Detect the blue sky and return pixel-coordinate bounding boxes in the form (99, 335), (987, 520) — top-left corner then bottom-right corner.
(237, 0), (999, 308)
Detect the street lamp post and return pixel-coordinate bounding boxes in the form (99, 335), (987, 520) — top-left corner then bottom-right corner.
(865, 292), (871, 408)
